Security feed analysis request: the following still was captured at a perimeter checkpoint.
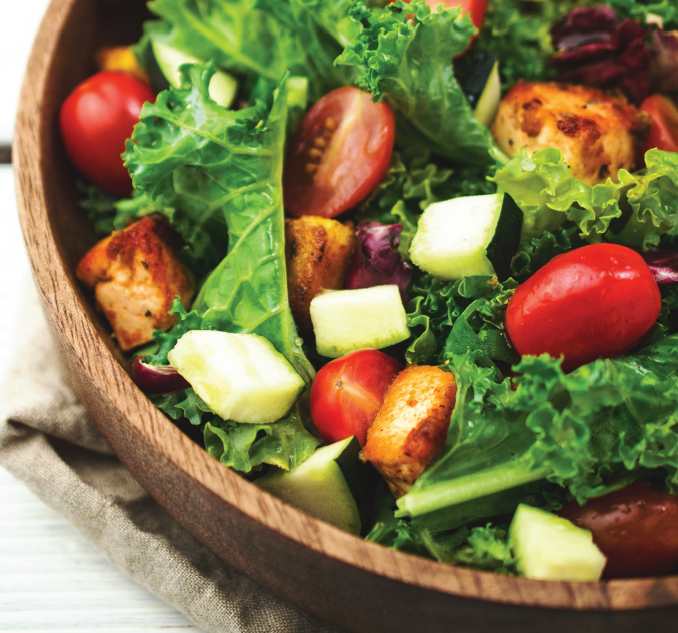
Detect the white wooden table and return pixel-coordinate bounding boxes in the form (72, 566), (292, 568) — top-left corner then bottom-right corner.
(0, 3), (204, 630)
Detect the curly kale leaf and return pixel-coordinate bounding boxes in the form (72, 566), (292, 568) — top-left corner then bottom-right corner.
(125, 63), (313, 384)
(398, 342), (678, 521)
(337, 0), (496, 164)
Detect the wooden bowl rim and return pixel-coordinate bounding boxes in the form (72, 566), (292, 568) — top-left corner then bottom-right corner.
(13, 0), (678, 613)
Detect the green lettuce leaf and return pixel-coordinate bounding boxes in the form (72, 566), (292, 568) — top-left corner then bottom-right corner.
(397, 341), (678, 521)
(141, 0), (307, 85)
(204, 406), (320, 473)
(477, 0), (577, 92)
(254, 0), (358, 99)
(604, 0), (678, 29)
(421, 524), (517, 574)
(492, 148), (678, 249)
(124, 63), (313, 384)
(337, 0), (496, 164)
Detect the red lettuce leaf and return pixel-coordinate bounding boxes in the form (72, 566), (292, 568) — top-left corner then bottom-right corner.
(346, 221), (412, 303)
(642, 250), (678, 287)
(551, 7), (651, 105)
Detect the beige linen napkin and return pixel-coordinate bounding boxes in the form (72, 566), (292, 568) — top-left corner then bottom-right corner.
(0, 283), (346, 633)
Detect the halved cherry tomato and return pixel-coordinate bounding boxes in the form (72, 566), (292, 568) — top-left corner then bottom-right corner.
(505, 244), (662, 372)
(283, 87), (396, 219)
(60, 71), (155, 197)
(310, 349), (403, 447)
(640, 94), (678, 157)
(559, 481), (678, 578)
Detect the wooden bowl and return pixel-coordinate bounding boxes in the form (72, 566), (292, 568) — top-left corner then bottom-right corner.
(13, 0), (678, 630)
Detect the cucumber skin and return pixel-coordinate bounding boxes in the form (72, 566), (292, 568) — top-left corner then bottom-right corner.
(486, 194), (523, 281)
(411, 193), (523, 282)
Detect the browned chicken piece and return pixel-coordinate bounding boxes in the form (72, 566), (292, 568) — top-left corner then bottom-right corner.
(76, 215), (194, 351)
(491, 82), (650, 186)
(285, 216), (356, 331)
(361, 365), (457, 498)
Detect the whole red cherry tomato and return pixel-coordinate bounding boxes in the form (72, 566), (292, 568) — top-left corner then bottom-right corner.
(559, 481), (678, 578)
(310, 350), (403, 447)
(505, 244), (662, 372)
(283, 87), (396, 219)
(60, 71), (156, 197)
(640, 94), (678, 158)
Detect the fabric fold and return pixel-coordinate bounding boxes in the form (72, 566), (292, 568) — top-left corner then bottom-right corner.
(0, 282), (344, 633)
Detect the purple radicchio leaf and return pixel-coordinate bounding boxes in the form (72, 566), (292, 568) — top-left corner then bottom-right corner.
(650, 29), (678, 94)
(642, 250), (678, 287)
(551, 7), (651, 105)
(345, 221), (412, 304)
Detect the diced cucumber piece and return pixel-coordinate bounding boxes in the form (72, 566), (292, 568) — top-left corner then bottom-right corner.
(310, 285), (410, 359)
(474, 61), (501, 128)
(509, 504), (606, 581)
(168, 331), (305, 424)
(455, 50), (501, 127)
(410, 193), (523, 281)
(151, 40), (238, 108)
(257, 437), (362, 534)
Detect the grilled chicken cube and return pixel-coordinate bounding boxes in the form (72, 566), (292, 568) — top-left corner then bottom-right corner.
(361, 365), (457, 498)
(491, 82), (650, 186)
(76, 215), (194, 351)
(285, 216), (356, 332)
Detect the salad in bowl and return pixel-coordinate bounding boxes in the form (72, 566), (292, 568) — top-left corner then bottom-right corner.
(61, 0), (678, 582)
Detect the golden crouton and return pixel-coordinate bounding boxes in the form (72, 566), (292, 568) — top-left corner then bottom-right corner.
(76, 215), (194, 351)
(285, 216), (355, 331)
(95, 46), (150, 85)
(491, 82), (650, 186)
(361, 365), (457, 498)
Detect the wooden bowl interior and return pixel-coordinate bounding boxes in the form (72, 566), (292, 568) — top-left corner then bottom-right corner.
(13, 1), (678, 631)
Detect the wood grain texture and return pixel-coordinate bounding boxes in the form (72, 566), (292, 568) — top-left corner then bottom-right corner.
(13, 1), (678, 631)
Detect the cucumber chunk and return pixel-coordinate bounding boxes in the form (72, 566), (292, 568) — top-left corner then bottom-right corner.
(410, 193), (523, 281)
(509, 504), (606, 581)
(151, 40), (238, 108)
(455, 50), (501, 127)
(168, 331), (305, 424)
(474, 61), (501, 128)
(257, 437), (363, 534)
(310, 285), (410, 358)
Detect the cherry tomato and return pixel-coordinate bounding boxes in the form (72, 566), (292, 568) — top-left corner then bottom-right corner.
(640, 94), (678, 157)
(310, 350), (403, 447)
(559, 481), (678, 578)
(283, 87), (396, 219)
(60, 71), (156, 197)
(505, 244), (662, 372)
